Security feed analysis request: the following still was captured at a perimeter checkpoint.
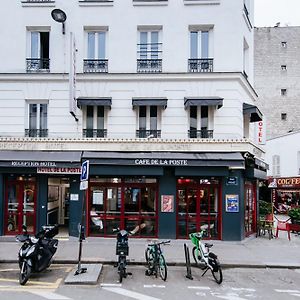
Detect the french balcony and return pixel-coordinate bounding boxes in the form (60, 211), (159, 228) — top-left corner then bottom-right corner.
(136, 129), (161, 138)
(137, 59), (162, 73)
(26, 58), (50, 73)
(188, 58), (213, 73)
(83, 59), (108, 73)
(25, 129), (48, 138)
(83, 129), (107, 138)
(188, 129), (213, 139)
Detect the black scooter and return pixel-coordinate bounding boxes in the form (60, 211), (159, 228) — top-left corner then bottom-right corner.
(16, 224), (59, 285)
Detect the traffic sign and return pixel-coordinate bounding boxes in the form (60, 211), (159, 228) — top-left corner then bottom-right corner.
(80, 160), (89, 182)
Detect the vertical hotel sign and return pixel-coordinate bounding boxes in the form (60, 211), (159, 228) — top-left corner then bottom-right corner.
(69, 32), (78, 121)
(255, 119), (266, 145)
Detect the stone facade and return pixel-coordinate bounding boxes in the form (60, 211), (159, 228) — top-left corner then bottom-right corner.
(254, 26), (300, 139)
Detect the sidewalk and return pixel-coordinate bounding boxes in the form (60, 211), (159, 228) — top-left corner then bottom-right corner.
(1, 230), (300, 268)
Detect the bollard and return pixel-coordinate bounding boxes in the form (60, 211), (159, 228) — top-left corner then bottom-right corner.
(184, 243), (193, 280)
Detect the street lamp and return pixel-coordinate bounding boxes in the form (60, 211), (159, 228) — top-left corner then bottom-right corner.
(51, 9), (67, 34)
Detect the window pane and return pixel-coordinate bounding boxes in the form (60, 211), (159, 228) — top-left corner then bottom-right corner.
(140, 32), (148, 59)
(150, 106), (157, 130)
(98, 32), (105, 59)
(40, 32), (49, 59)
(124, 187), (140, 213)
(201, 106), (208, 130)
(31, 32), (39, 58)
(88, 32), (95, 59)
(29, 104), (37, 130)
(190, 32), (198, 58)
(139, 106), (146, 129)
(151, 31), (158, 59)
(97, 106), (104, 130)
(39, 104), (47, 130)
(201, 31), (209, 58)
(190, 106), (197, 130)
(86, 106), (94, 129)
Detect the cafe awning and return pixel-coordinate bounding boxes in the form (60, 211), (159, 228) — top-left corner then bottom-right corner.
(77, 97), (112, 108)
(132, 98), (168, 109)
(184, 97), (223, 109)
(243, 103), (263, 122)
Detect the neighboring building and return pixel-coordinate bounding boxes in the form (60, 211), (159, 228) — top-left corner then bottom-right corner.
(0, 0), (266, 241)
(265, 131), (300, 211)
(254, 26), (300, 140)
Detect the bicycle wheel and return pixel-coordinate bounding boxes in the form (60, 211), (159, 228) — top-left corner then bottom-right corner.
(192, 246), (202, 265)
(119, 264), (125, 283)
(210, 258), (223, 284)
(145, 247), (151, 264)
(159, 255), (167, 281)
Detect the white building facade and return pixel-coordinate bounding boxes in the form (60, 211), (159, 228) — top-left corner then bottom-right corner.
(0, 0), (266, 241)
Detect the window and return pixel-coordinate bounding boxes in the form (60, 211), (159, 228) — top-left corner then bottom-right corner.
(137, 29), (162, 73)
(84, 31), (108, 73)
(281, 89), (287, 96)
(188, 29), (213, 72)
(27, 31), (50, 72)
(26, 102), (48, 137)
(281, 113), (287, 121)
(137, 106), (160, 138)
(189, 106), (212, 138)
(84, 106), (106, 137)
(281, 41), (287, 48)
(281, 65), (287, 71)
(272, 155), (280, 176)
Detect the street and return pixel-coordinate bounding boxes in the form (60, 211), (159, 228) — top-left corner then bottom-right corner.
(0, 264), (300, 300)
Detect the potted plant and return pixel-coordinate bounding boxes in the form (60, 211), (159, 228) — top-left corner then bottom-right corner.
(258, 200), (272, 217)
(288, 207), (300, 225)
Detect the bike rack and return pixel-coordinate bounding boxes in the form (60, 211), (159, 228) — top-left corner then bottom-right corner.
(184, 243), (193, 280)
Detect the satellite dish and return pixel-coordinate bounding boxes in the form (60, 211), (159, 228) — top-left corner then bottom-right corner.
(51, 9), (67, 23)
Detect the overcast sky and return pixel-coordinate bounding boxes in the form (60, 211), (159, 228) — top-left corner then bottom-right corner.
(254, 0), (300, 27)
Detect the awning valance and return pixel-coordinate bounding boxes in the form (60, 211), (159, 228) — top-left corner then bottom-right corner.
(243, 103), (263, 122)
(132, 98), (168, 109)
(184, 97), (223, 109)
(77, 97), (112, 108)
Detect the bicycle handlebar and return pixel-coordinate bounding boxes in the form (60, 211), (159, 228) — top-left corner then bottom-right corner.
(148, 240), (171, 247)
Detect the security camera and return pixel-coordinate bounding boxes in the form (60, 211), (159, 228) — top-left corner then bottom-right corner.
(243, 152), (250, 158)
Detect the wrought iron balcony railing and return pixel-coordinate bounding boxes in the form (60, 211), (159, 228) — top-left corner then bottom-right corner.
(83, 59), (108, 73)
(26, 58), (50, 72)
(136, 130), (161, 138)
(188, 129), (213, 139)
(137, 59), (162, 73)
(83, 129), (107, 138)
(188, 58), (213, 73)
(25, 129), (48, 137)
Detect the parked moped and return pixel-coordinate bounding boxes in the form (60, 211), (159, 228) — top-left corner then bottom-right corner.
(16, 224), (59, 285)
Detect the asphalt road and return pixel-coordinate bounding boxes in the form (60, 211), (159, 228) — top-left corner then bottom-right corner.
(0, 263), (300, 299)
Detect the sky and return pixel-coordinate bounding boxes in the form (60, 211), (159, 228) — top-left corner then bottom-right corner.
(254, 0), (300, 27)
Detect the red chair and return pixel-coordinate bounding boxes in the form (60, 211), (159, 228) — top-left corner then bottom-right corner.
(274, 216), (291, 240)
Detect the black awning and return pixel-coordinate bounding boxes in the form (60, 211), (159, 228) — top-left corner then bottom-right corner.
(132, 98), (168, 109)
(243, 103), (263, 122)
(184, 97), (223, 109)
(77, 97), (112, 108)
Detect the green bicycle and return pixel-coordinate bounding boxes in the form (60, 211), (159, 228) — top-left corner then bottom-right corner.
(189, 231), (223, 284)
(145, 240), (170, 281)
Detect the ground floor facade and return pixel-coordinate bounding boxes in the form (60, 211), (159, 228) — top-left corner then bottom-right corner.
(0, 149), (267, 241)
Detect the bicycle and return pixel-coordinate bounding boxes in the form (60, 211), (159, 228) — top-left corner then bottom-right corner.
(113, 228), (132, 283)
(145, 240), (170, 281)
(189, 231), (223, 284)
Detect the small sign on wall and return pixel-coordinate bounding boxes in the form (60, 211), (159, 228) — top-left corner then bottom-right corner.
(70, 194), (79, 201)
(225, 194), (239, 212)
(161, 195), (174, 213)
(226, 176), (238, 185)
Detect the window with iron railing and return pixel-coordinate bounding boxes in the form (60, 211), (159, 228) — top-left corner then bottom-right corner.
(26, 103), (48, 137)
(83, 106), (107, 138)
(137, 31), (162, 73)
(188, 106), (213, 138)
(136, 106), (161, 138)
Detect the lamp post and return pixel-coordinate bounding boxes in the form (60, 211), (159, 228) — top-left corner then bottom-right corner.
(51, 9), (67, 34)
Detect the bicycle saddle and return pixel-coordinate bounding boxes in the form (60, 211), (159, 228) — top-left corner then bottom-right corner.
(204, 242), (213, 248)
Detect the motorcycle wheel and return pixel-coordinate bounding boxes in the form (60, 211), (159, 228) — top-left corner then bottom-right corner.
(19, 262), (31, 285)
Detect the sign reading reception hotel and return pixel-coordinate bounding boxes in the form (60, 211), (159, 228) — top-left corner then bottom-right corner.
(225, 194), (239, 212)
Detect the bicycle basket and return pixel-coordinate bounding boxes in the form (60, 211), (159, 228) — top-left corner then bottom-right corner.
(189, 232), (202, 246)
(116, 241), (129, 256)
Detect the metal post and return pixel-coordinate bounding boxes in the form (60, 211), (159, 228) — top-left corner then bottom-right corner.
(184, 243), (193, 280)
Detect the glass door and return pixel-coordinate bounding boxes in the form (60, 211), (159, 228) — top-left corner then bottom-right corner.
(245, 181), (256, 236)
(5, 178), (36, 235)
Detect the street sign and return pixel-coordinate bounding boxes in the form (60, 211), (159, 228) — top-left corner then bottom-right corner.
(80, 160), (89, 182)
(80, 181), (88, 191)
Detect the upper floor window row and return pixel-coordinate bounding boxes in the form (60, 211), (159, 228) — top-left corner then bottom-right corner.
(26, 26), (214, 73)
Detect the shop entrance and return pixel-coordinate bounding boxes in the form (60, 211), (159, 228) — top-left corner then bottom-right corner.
(88, 178), (158, 237)
(244, 181), (256, 236)
(4, 176), (36, 235)
(47, 178), (70, 235)
(177, 178), (221, 239)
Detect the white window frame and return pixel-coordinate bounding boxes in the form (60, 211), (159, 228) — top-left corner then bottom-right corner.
(189, 106), (213, 131)
(83, 106), (107, 130)
(272, 155), (281, 177)
(86, 31), (107, 60)
(26, 100), (49, 130)
(136, 106), (162, 131)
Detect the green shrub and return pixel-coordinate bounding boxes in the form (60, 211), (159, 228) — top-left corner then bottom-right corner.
(288, 207), (300, 221)
(258, 200), (272, 216)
